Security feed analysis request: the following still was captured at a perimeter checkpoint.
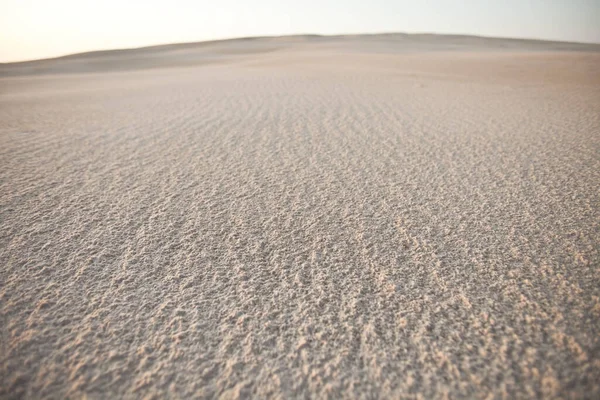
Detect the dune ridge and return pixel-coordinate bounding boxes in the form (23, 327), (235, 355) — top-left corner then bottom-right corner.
(2, 33), (600, 77)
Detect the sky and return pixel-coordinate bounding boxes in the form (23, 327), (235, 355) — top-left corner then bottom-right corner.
(1, 0), (599, 62)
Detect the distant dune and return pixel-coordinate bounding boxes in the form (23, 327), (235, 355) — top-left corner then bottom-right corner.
(1, 33), (599, 399)
(1, 33), (600, 77)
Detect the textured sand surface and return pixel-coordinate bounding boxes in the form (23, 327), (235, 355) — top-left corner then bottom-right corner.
(1, 34), (600, 399)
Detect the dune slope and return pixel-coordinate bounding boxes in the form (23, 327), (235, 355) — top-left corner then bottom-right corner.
(1, 34), (599, 399)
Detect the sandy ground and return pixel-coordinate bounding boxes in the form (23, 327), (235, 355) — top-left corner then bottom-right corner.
(1, 34), (600, 399)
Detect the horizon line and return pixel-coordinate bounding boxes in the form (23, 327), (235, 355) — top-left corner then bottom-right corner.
(3, 31), (600, 64)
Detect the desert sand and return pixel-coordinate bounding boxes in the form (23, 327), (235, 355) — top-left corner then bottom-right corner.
(1, 34), (599, 399)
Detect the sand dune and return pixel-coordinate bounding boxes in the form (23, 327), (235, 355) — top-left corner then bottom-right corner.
(1, 34), (599, 399)
(2, 33), (599, 77)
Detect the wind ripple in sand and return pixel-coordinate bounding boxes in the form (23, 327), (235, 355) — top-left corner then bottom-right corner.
(1, 35), (600, 399)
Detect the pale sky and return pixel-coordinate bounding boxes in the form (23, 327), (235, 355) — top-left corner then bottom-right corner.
(1, 0), (599, 62)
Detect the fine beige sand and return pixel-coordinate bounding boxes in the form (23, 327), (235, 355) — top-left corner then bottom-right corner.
(1, 34), (599, 399)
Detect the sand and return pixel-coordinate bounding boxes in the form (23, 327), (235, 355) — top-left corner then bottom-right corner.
(1, 34), (599, 399)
